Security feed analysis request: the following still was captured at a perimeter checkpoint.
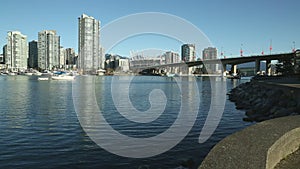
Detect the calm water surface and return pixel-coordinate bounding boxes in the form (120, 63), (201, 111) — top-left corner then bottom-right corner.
(0, 75), (252, 169)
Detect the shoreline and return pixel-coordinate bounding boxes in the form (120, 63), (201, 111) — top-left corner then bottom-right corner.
(228, 77), (300, 122)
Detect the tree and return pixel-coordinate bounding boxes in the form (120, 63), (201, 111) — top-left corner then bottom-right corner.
(275, 58), (294, 75)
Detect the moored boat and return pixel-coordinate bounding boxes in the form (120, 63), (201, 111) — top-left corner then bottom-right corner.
(51, 75), (75, 80)
(51, 71), (75, 80)
(24, 72), (33, 76)
(38, 77), (49, 81)
(33, 71), (43, 76)
(8, 72), (17, 76)
(166, 73), (179, 77)
(97, 69), (106, 76)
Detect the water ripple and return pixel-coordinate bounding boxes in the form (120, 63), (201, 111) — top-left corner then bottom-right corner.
(0, 76), (250, 169)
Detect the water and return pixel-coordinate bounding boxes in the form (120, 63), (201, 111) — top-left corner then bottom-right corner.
(0, 75), (252, 169)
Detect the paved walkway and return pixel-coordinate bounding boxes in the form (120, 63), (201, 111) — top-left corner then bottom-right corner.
(274, 148), (300, 169)
(256, 77), (300, 89)
(255, 78), (300, 169)
(199, 116), (300, 169)
(277, 83), (300, 88)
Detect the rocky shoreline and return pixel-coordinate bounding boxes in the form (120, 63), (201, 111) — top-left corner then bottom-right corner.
(228, 81), (300, 122)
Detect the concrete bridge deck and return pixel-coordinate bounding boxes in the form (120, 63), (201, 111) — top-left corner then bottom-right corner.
(133, 51), (298, 76)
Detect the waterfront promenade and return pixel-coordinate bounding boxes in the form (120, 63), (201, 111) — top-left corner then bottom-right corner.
(275, 148), (300, 169)
(254, 76), (300, 89)
(199, 115), (300, 169)
(200, 77), (300, 169)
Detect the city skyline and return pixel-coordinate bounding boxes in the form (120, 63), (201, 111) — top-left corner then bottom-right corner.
(0, 0), (299, 58)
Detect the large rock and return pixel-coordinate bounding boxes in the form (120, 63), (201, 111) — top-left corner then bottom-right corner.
(272, 108), (293, 118)
(228, 81), (300, 122)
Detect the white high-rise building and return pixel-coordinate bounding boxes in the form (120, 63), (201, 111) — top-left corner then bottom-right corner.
(38, 30), (60, 70)
(59, 46), (66, 68)
(99, 46), (105, 69)
(164, 51), (180, 64)
(6, 31), (28, 71)
(118, 58), (130, 72)
(163, 51), (180, 74)
(78, 14), (100, 73)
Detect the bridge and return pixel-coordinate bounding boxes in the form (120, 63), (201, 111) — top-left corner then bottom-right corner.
(132, 51), (298, 76)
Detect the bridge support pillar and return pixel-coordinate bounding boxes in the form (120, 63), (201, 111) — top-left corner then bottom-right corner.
(175, 67), (179, 74)
(188, 67), (194, 75)
(255, 59), (261, 74)
(222, 63), (227, 76)
(266, 60), (272, 76)
(231, 64), (237, 75)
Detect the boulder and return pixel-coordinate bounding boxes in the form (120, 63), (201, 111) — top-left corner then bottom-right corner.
(228, 80), (300, 122)
(273, 108), (293, 118)
(138, 165), (150, 169)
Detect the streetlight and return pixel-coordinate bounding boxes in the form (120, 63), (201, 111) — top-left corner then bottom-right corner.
(240, 44), (243, 57)
(220, 47), (223, 58)
(269, 39), (272, 54)
(223, 51), (226, 59)
(292, 41), (296, 52)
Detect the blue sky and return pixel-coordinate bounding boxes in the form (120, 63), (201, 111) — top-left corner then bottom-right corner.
(0, 0), (299, 58)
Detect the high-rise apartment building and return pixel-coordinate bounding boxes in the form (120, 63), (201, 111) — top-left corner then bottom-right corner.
(6, 31), (28, 71)
(2, 45), (7, 64)
(99, 46), (105, 69)
(78, 14), (100, 73)
(59, 46), (66, 68)
(181, 44), (195, 62)
(65, 48), (76, 65)
(202, 47), (218, 73)
(162, 51), (180, 74)
(164, 51), (180, 64)
(0, 54), (4, 63)
(202, 47), (217, 60)
(38, 30), (60, 70)
(28, 40), (38, 69)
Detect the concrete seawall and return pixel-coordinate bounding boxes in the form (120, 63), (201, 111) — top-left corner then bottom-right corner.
(199, 116), (300, 169)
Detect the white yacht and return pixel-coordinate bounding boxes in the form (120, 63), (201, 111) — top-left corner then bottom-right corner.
(52, 75), (75, 80)
(97, 69), (106, 76)
(38, 77), (49, 81)
(8, 72), (17, 76)
(51, 71), (75, 80)
(24, 72), (33, 76)
(33, 71), (43, 76)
